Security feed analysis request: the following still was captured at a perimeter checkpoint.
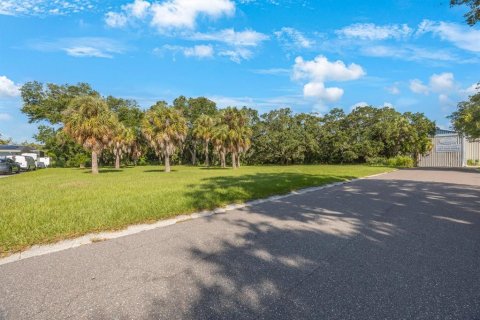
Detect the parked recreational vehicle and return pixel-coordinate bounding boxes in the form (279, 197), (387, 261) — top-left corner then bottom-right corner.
(6, 155), (36, 171)
(38, 157), (51, 167)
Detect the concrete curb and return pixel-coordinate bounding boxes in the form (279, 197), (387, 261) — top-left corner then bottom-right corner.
(0, 170), (394, 266)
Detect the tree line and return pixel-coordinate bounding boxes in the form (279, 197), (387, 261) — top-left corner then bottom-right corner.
(20, 81), (436, 174)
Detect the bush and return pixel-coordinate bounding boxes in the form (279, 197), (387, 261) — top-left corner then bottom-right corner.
(386, 156), (414, 168)
(367, 156), (414, 168)
(467, 159), (480, 166)
(366, 157), (387, 166)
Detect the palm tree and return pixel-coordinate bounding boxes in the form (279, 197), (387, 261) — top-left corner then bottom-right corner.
(111, 125), (136, 169)
(221, 108), (252, 168)
(141, 103), (187, 172)
(63, 96), (118, 174)
(193, 114), (215, 166)
(212, 122), (229, 168)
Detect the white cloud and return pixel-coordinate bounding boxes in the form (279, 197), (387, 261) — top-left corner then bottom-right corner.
(63, 46), (112, 58)
(0, 0), (96, 16)
(218, 48), (253, 63)
(105, 12), (128, 28)
(293, 55), (365, 82)
(417, 20), (480, 53)
(350, 101), (369, 111)
(386, 84), (400, 95)
(184, 45), (214, 58)
(252, 68), (290, 75)
(429, 72), (455, 93)
(383, 102), (394, 108)
(157, 44), (214, 59)
(0, 113), (12, 121)
(105, 0), (151, 28)
(188, 29), (268, 62)
(124, 0), (151, 18)
(361, 45), (458, 62)
(30, 37), (126, 58)
(303, 82), (343, 102)
(409, 79), (430, 95)
(438, 93), (456, 112)
(275, 27), (313, 49)
(151, 0), (234, 31)
(461, 83), (479, 96)
(105, 0), (235, 31)
(293, 55), (365, 104)
(209, 94), (307, 111)
(336, 23), (412, 40)
(0, 75), (20, 97)
(189, 29), (269, 47)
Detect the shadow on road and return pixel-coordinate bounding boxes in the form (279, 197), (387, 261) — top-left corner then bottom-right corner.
(144, 176), (480, 319)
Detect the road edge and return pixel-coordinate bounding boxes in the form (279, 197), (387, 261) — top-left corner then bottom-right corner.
(0, 169), (395, 266)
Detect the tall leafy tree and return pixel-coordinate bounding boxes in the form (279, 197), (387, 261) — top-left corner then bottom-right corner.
(0, 133), (12, 145)
(34, 125), (89, 167)
(449, 87), (480, 139)
(63, 96), (118, 174)
(111, 124), (137, 169)
(451, 0), (480, 25)
(21, 81), (99, 124)
(174, 96), (217, 165)
(403, 112), (436, 164)
(221, 107), (252, 168)
(142, 102), (188, 172)
(193, 114), (215, 166)
(212, 122), (229, 168)
(106, 96), (144, 167)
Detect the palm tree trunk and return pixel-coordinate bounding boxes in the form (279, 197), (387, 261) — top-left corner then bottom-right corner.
(92, 151), (99, 174)
(115, 152), (121, 169)
(221, 150), (226, 168)
(191, 140), (197, 165)
(237, 153), (241, 168)
(164, 152), (171, 172)
(205, 140), (210, 167)
(232, 152), (237, 169)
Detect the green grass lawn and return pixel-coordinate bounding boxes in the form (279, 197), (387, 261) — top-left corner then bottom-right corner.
(0, 165), (393, 256)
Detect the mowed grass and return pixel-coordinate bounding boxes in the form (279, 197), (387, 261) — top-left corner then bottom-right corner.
(0, 165), (393, 256)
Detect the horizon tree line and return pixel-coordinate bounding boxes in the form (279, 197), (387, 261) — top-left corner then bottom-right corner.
(18, 81), (441, 174)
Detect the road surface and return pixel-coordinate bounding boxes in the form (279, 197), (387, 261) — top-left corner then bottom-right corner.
(1, 168), (479, 319)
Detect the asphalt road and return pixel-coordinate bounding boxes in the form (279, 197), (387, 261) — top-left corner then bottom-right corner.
(1, 169), (479, 319)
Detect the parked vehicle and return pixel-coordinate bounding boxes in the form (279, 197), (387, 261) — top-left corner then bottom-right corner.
(0, 157), (21, 174)
(38, 156), (51, 168)
(7, 155), (36, 171)
(24, 156), (36, 171)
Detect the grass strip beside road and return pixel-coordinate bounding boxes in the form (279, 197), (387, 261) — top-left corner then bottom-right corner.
(0, 165), (393, 256)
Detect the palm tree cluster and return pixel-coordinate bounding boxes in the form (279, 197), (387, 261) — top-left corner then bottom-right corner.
(61, 96), (252, 174)
(193, 108), (252, 169)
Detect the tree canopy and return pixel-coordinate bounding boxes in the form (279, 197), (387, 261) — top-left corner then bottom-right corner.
(449, 86), (480, 139)
(451, 0), (480, 25)
(63, 96), (119, 174)
(21, 81), (99, 124)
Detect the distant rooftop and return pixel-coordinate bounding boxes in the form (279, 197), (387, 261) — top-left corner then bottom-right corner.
(435, 128), (457, 135)
(0, 145), (39, 152)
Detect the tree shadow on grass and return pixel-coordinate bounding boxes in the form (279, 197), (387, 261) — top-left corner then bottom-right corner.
(143, 169), (177, 173)
(184, 172), (357, 211)
(82, 169), (124, 174)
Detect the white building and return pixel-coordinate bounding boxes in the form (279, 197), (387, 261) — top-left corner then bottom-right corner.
(418, 129), (480, 167)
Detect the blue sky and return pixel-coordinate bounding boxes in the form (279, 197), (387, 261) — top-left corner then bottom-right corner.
(0, 0), (479, 142)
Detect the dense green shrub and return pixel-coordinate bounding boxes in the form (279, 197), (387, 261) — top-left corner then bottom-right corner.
(386, 156), (414, 168)
(367, 156), (414, 168)
(366, 157), (388, 166)
(467, 159), (480, 166)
